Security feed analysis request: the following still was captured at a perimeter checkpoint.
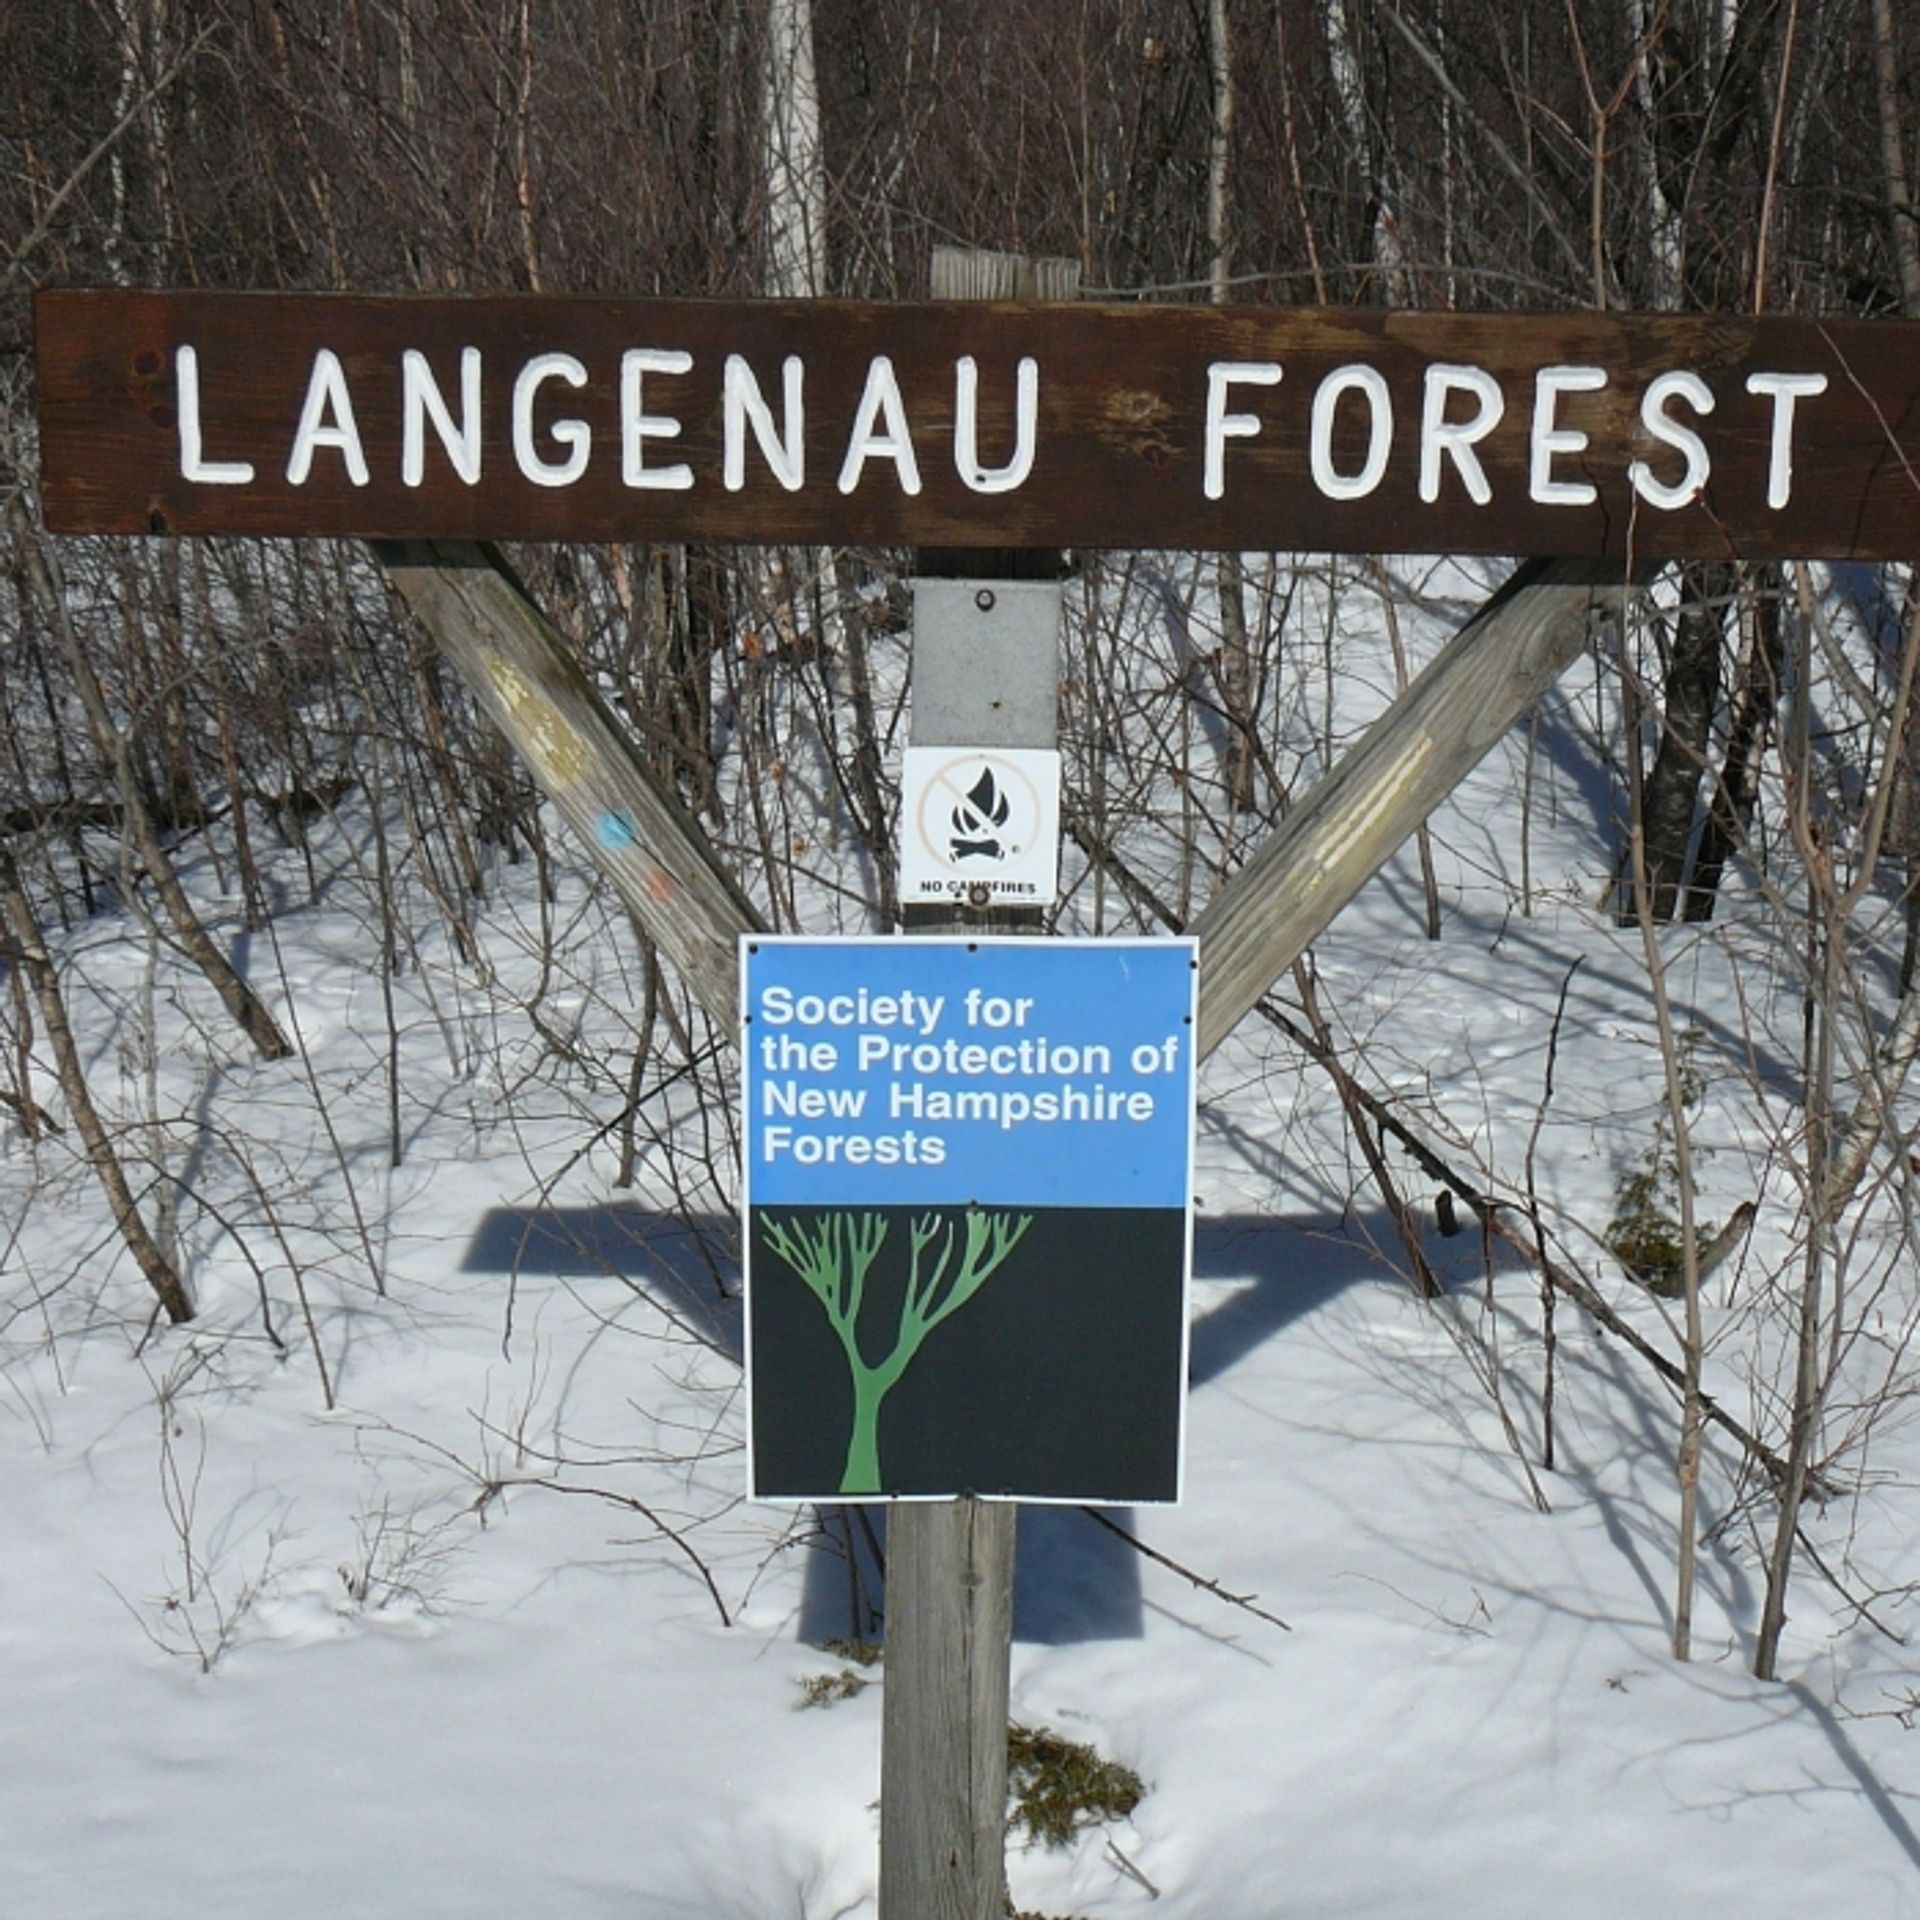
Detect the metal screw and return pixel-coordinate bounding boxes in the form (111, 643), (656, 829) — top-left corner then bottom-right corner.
(966, 882), (993, 909)
(974, 588), (996, 612)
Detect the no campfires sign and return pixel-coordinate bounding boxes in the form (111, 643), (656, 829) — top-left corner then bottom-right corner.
(741, 935), (1196, 1505)
(899, 747), (1062, 906)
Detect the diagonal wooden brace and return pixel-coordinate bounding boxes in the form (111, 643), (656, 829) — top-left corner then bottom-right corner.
(371, 539), (765, 1029)
(1192, 556), (1658, 1060)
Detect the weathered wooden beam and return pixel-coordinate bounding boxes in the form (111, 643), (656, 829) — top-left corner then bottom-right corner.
(40, 289), (1920, 561)
(1192, 556), (1656, 1060)
(878, 588), (1041, 1920)
(371, 539), (763, 1028)
(879, 1497), (1017, 1920)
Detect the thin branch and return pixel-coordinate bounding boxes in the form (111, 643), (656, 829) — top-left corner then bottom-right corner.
(1076, 1507), (1291, 1631)
(482, 1476), (732, 1628)
(0, 23), (219, 297)
(1379, 3), (1593, 291)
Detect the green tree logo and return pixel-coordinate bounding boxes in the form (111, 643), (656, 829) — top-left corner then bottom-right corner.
(759, 1208), (1034, 1495)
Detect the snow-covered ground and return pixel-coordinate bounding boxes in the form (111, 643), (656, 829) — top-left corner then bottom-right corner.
(6, 556), (1919, 1918)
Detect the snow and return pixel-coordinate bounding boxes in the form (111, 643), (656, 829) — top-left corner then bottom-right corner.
(5, 554), (1920, 1918)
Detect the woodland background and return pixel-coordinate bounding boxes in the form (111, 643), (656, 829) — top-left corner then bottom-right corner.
(5, 0), (1920, 1847)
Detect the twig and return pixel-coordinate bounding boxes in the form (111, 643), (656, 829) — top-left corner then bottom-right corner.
(1076, 1507), (1290, 1631)
(1341, 1570), (1494, 1638)
(1527, 958), (1586, 1472)
(0, 24), (219, 296)
(1795, 1523), (1909, 1647)
(486, 1475), (733, 1628)
(1104, 1836), (1162, 1899)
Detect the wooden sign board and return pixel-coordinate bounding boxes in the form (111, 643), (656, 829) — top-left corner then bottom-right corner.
(741, 935), (1196, 1504)
(34, 288), (1920, 560)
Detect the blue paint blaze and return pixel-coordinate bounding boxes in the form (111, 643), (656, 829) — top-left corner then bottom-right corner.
(596, 809), (638, 850)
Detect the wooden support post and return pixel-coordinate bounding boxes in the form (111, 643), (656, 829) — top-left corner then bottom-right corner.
(1191, 556), (1656, 1061)
(878, 247), (1077, 1920)
(371, 538), (763, 1030)
(879, 1494), (1018, 1920)
(879, 581), (1054, 1920)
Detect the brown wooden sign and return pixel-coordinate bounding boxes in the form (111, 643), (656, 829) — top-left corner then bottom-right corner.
(33, 289), (1920, 559)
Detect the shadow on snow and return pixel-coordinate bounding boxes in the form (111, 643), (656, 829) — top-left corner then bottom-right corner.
(464, 1202), (1461, 1645)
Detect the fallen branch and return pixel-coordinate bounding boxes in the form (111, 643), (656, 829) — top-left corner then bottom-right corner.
(1076, 1506), (1291, 1631)
(1248, 992), (1823, 1499)
(1060, 805), (1820, 1500)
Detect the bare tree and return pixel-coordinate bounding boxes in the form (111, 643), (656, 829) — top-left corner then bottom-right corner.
(0, 841), (193, 1323)
(6, 501), (292, 1061)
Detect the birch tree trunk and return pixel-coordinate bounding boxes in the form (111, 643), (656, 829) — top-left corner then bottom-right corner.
(760, 0), (898, 919)
(1324, 0), (1408, 301)
(1209, 0), (1255, 817)
(1629, 0), (1682, 309)
(762, 0), (827, 301)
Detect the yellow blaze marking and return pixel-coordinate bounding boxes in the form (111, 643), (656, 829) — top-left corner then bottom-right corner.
(484, 648), (590, 787)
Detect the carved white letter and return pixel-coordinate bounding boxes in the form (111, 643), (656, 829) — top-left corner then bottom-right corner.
(1203, 361), (1284, 500)
(1628, 369), (1715, 510)
(287, 348), (369, 487)
(403, 348), (482, 487)
(1309, 364), (1393, 501)
(1530, 365), (1607, 506)
(512, 353), (590, 488)
(1746, 371), (1829, 510)
(1419, 364), (1503, 505)
(954, 356), (1038, 494)
(838, 356), (922, 495)
(176, 346), (255, 485)
(724, 355), (805, 491)
(621, 349), (694, 491)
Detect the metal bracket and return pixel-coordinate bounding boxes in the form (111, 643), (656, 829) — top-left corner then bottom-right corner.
(908, 579), (1061, 750)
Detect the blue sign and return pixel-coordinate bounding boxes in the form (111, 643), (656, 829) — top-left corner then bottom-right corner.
(741, 935), (1196, 1505)
(742, 936), (1196, 1210)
